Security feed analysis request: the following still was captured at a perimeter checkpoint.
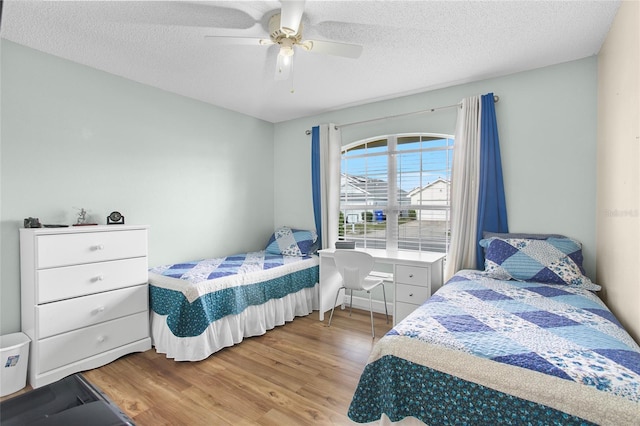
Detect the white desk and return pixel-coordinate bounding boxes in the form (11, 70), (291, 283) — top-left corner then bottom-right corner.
(318, 248), (446, 325)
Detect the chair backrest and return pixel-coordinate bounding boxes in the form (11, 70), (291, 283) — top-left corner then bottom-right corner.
(333, 250), (376, 290)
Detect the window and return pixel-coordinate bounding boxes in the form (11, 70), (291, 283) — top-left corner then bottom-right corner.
(340, 133), (453, 252)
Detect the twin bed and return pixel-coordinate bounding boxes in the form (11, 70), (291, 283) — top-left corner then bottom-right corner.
(147, 227), (319, 361)
(348, 235), (640, 425)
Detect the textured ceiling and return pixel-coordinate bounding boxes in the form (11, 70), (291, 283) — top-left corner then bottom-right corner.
(1, 0), (620, 123)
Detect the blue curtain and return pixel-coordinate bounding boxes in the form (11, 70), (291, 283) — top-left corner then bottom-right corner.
(476, 93), (509, 269)
(311, 126), (322, 249)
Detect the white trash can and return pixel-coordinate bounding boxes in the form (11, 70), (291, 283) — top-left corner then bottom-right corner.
(0, 332), (30, 397)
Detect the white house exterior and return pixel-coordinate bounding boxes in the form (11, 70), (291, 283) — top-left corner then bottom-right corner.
(407, 178), (450, 221)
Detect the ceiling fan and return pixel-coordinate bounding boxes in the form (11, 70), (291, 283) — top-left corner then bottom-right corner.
(205, 0), (363, 80)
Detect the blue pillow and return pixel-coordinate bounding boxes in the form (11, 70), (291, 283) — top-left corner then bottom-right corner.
(479, 237), (600, 291)
(265, 227), (318, 256)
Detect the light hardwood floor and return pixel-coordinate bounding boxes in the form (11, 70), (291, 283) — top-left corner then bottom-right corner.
(68, 308), (392, 425)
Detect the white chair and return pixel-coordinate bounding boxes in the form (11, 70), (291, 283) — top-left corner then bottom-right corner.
(327, 250), (389, 338)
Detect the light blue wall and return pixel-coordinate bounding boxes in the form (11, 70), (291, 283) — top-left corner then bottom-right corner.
(273, 58), (597, 281)
(0, 39), (598, 333)
(0, 40), (275, 334)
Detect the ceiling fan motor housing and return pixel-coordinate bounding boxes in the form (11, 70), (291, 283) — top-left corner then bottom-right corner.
(268, 13), (303, 44)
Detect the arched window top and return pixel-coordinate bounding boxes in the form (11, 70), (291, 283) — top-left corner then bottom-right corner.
(343, 132), (453, 153)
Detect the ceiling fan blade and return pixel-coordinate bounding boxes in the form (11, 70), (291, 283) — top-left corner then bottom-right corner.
(275, 52), (292, 80)
(106, 2), (257, 29)
(302, 40), (363, 59)
(204, 36), (272, 46)
(279, 0), (306, 35)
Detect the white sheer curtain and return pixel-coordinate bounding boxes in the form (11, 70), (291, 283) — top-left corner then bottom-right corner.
(314, 123), (342, 250)
(444, 96), (481, 281)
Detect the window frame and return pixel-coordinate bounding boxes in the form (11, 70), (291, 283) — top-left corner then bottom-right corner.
(340, 132), (454, 252)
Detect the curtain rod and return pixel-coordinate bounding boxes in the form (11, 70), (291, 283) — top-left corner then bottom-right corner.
(304, 95), (499, 135)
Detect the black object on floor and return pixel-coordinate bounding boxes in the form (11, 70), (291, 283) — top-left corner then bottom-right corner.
(0, 373), (134, 425)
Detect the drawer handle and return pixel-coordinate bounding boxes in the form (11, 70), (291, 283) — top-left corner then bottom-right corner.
(97, 335), (106, 343)
(409, 274), (414, 278)
(92, 275), (104, 282)
(91, 244), (105, 251)
(409, 293), (414, 297)
(93, 306), (105, 315)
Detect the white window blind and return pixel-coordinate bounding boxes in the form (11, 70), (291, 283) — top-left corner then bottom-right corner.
(340, 133), (453, 252)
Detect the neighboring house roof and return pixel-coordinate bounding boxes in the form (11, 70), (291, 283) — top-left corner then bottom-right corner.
(341, 174), (409, 203)
(406, 178), (450, 198)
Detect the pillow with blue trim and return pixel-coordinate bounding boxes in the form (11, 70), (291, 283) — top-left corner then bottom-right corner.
(479, 237), (601, 291)
(265, 226), (318, 256)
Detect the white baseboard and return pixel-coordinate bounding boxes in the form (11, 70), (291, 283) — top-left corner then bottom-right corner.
(339, 294), (392, 316)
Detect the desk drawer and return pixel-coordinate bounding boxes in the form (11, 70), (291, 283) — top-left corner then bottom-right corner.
(396, 283), (430, 305)
(37, 257), (148, 304)
(36, 229), (147, 268)
(37, 285), (148, 339)
(37, 311), (149, 374)
(395, 265), (430, 286)
(395, 301), (419, 324)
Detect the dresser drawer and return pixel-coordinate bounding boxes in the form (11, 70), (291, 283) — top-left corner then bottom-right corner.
(37, 257), (148, 304)
(37, 311), (149, 374)
(396, 283), (430, 305)
(37, 285), (148, 339)
(395, 265), (430, 286)
(36, 229), (147, 269)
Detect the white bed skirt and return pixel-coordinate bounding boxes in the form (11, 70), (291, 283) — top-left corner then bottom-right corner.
(151, 283), (319, 361)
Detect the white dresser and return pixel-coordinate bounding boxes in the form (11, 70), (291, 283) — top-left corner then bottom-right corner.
(20, 225), (151, 389)
(318, 248), (445, 325)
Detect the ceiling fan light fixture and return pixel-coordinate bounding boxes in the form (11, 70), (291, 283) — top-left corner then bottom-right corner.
(278, 37), (295, 58)
(275, 51), (292, 80)
(279, 45), (294, 57)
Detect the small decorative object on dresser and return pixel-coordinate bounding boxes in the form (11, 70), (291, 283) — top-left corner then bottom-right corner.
(19, 224), (151, 389)
(23, 217), (42, 228)
(75, 207), (87, 225)
(106, 211), (124, 225)
(72, 207), (97, 226)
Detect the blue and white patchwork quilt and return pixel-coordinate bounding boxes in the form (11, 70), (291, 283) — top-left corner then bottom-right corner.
(149, 251), (317, 302)
(349, 270), (640, 425)
(148, 251), (319, 338)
